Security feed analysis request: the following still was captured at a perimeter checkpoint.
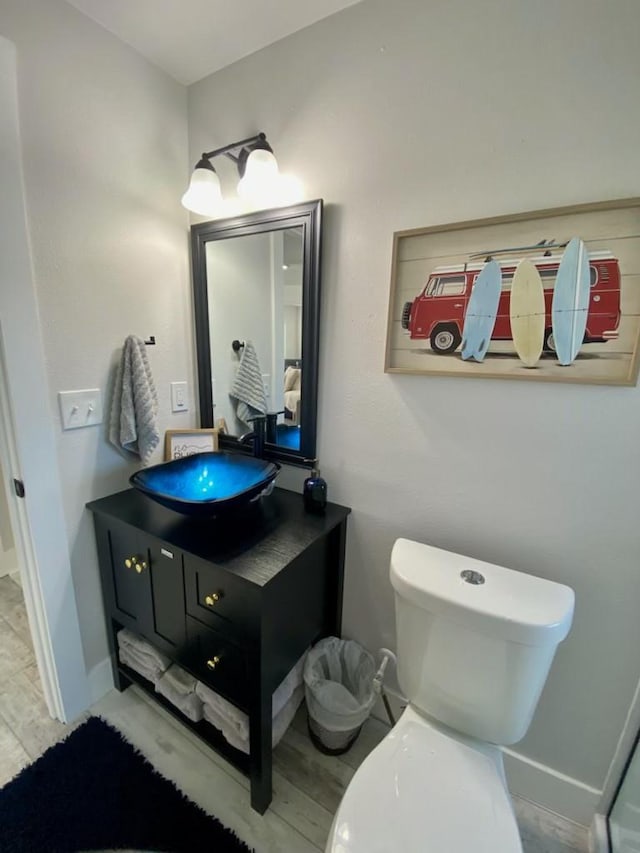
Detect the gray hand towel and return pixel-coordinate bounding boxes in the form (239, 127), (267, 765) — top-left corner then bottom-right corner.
(109, 335), (159, 463)
(229, 341), (267, 427)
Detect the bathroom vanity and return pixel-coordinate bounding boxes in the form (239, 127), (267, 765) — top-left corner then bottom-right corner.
(87, 486), (350, 813)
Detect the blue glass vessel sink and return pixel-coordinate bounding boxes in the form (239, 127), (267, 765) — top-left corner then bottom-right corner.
(129, 452), (280, 517)
(275, 424), (301, 451)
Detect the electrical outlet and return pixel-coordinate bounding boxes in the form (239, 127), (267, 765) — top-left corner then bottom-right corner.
(171, 381), (188, 413)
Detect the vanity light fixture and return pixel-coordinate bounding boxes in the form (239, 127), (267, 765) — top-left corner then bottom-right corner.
(182, 132), (283, 216)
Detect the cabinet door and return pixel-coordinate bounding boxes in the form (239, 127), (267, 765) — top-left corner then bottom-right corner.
(147, 541), (186, 654)
(107, 526), (186, 655)
(107, 524), (153, 633)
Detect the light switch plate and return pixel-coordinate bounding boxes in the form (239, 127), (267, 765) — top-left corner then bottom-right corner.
(58, 388), (103, 430)
(171, 381), (188, 413)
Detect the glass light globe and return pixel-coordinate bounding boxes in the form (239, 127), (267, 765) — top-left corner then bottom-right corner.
(181, 167), (223, 216)
(244, 148), (279, 180)
(237, 148), (280, 204)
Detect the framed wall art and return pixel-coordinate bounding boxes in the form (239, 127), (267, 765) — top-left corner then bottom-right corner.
(164, 428), (219, 461)
(384, 198), (640, 386)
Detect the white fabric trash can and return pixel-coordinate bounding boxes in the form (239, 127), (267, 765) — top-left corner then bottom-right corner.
(304, 637), (376, 754)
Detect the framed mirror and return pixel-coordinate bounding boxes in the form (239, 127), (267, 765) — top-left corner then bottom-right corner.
(191, 200), (322, 467)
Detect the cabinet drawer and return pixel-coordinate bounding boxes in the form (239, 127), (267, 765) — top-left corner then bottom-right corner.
(185, 616), (248, 707)
(184, 556), (258, 640)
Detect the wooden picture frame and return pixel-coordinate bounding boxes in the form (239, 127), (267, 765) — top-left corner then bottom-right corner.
(385, 198), (640, 386)
(164, 428), (219, 461)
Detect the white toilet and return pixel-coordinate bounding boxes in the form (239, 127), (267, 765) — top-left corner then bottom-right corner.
(326, 538), (574, 853)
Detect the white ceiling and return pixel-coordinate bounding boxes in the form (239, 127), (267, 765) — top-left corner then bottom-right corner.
(64, 0), (362, 85)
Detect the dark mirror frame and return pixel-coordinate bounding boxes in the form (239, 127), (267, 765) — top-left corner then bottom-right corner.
(191, 199), (322, 467)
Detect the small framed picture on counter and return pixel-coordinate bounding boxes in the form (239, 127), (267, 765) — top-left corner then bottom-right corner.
(164, 428), (219, 461)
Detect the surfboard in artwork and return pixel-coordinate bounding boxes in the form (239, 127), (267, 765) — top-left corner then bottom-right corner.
(551, 237), (590, 366)
(510, 259), (545, 368)
(461, 260), (502, 362)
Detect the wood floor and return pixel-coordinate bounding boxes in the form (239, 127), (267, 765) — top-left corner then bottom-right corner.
(0, 574), (590, 852)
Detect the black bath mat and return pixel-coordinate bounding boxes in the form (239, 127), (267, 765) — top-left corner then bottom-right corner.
(0, 716), (253, 852)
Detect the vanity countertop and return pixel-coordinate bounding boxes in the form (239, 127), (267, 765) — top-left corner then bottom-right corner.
(87, 486), (350, 588)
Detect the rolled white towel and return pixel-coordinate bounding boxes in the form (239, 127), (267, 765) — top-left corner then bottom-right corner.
(195, 648), (307, 740)
(196, 681), (249, 741)
(273, 651), (306, 717)
(117, 629), (171, 683)
(119, 646), (163, 685)
(202, 704), (248, 754)
(157, 663), (198, 696)
(156, 665), (203, 723)
(117, 629), (171, 669)
(203, 684), (304, 755)
(273, 684), (304, 748)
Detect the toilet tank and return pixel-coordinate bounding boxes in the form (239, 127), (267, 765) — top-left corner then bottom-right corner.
(390, 539), (574, 746)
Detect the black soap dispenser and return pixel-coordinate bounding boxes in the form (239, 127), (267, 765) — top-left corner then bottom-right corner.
(303, 465), (327, 514)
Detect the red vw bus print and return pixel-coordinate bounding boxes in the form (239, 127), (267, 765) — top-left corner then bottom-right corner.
(401, 248), (621, 355)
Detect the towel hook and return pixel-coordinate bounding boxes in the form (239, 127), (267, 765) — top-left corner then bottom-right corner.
(232, 339), (245, 353)
(144, 336), (156, 346)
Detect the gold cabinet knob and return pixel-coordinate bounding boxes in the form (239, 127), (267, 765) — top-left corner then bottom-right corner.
(204, 592), (221, 607)
(125, 556), (146, 572)
(206, 656), (221, 671)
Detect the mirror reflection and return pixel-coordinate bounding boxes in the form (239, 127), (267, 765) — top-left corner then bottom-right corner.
(206, 227), (303, 450)
(192, 199), (322, 467)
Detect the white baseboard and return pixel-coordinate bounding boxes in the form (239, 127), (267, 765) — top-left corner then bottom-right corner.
(589, 813), (610, 853)
(503, 746), (601, 827)
(87, 656), (114, 705)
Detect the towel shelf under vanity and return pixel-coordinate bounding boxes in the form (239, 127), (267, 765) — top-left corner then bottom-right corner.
(87, 486), (350, 814)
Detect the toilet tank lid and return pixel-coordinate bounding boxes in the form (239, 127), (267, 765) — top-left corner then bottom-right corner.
(390, 539), (575, 647)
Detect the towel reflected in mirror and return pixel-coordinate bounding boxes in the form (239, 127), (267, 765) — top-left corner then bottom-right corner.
(229, 340), (267, 428)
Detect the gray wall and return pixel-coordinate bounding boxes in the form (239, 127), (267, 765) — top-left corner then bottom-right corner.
(188, 0), (640, 807)
(0, 0), (193, 688)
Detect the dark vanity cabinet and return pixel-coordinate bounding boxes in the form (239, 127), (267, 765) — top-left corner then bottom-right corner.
(87, 487), (350, 813)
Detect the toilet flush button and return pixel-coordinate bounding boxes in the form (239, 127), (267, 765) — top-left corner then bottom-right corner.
(461, 569), (485, 585)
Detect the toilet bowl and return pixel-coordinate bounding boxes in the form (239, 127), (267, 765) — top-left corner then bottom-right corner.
(326, 706), (522, 853)
(326, 539), (574, 853)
